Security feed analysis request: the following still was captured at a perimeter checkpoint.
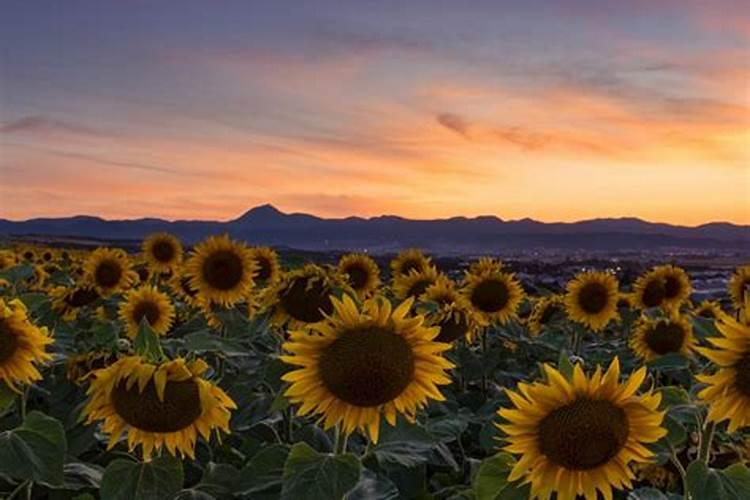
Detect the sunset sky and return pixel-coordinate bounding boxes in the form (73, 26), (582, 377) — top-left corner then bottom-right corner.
(1, 0), (748, 225)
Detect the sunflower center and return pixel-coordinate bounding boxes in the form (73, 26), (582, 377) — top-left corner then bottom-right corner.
(95, 260), (123, 289)
(435, 315), (469, 343)
(0, 319), (20, 363)
(644, 321), (686, 355)
(152, 240), (176, 263)
(663, 276), (682, 300)
(539, 398), (629, 470)
(733, 354), (750, 398)
(319, 325), (414, 407)
(131, 300), (161, 327)
(577, 282), (609, 314)
(43, 252), (52, 262)
(400, 259), (423, 276)
(201, 250), (244, 291)
(112, 378), (202, 433)
(343, 264), (369, 291)
(280, 277), (334, 323)
(407, 279), (433, 299)
(470, 279), (509, 313)
(698, 308), (715, 319)
(641, 279), (666, 308)
(23, 251), (33, 261)
(255, 257), (273, 282)
(66, 287), (99, 308)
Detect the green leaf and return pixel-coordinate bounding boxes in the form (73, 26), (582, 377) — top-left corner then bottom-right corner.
(0, 411), (67, 487)
(236, 444), (290, 496)
(627, 487), (669, 499)
(557, 349), (574, 380)
(647, 353), (690, 371)
(0, 383), (16, 415)
(369, 418), (435, 467)
(100, 456), (184, 500)
(0, 264), (34, 283)
(685, 461), (750, 500)
(691, 316), (719, 340)
(345, 468), (400, 500)
(473, 453), (528, 500)
(281, 442), (361, 500)
(133, 318), (165, 362)
(61, 461), (104, 490)
(182, 330), (249, 355)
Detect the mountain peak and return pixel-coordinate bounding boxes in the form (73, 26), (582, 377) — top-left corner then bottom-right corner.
(235, 204), (285, 221)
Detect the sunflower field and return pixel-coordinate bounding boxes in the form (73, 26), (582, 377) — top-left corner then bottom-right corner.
(0, 235), (749, 500)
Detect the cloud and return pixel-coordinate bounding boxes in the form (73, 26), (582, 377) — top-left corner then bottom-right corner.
(494, 127), (550, 151)
(0, 116), (103, 137)
(436, 113), (471, 138)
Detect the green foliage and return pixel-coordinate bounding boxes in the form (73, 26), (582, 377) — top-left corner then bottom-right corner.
(100, 456), (184, 500)
(0, 411), (67, 487)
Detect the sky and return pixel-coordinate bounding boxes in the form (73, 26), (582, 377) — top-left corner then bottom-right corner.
(1, 0), (748, 225)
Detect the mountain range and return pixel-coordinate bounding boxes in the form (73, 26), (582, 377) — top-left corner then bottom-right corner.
(1, 204), (748, 255)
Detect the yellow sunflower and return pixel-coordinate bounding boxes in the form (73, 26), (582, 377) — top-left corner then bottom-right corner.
(19, 247), (37, 263)
(419, 280), (479, 343)
(82, 356), (236, 458)
(118, 286), (176, 339)
(692, 300), (726, 321)
(83, 247), (138, 297)
(656, 265), (691, 308)
(497, 358), (666, 500)
(462, 268), (525, 326)
(467, 257), (503, 276)
(390, 248), (432, 279)
(0, 250), (17, 271)
(281, 295), (453, 443)
(248, 246), (281, 286)
(50, 285), (100, 321)
(528, 295), (565, 337)
(630, 312), (696, 362)
(168, 266), (200, 306)
(696, 315), (750, 432)
(729, 265), (750, 310)
(0, 298), (53, 390)
(142, 232), (183, 273)
(392, 266), (444, 301)
(186, 235), (256, 307)
(265, 264), (348, 329)
(632, 268), (667, 310)
(564, 271), (619, 332)
(338, 253), (381, 297)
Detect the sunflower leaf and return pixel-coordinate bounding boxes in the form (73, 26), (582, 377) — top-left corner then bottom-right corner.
(133, 317), (165, 363)
(100, 455), (184, 500)
(473, 452), (529, 500)
(0, 411), (67, 487)
(280, 442), (361, 500)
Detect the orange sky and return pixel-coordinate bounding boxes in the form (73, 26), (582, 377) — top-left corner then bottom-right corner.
(1, 1), (749, 225)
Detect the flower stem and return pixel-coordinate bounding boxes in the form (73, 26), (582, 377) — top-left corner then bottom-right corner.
(698, 420), (716, 464)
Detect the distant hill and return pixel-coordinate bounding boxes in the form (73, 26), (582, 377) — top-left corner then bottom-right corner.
(1, 204), (748, 255)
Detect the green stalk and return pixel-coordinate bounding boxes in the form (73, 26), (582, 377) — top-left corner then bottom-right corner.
(698, 420), (716, 464)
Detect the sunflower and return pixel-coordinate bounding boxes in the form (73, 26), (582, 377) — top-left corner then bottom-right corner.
(20, 247), (36, 263)
(729, 265), (750, 310)
(0, 298), (53, 390)
(338, 253), (380, 297)
(656, 265), (691, 308)
(390, 248), (432, 279)
(142, 232), (183, 273)
(632, 268), (667, 310)
(696, 315), (750, 432)
(419, 280), (479, 343)
(83, 247), (138, 297)
(169, 267), (200, 306)
(497, 358), (666, 500)
(630, 312), (696, 362)
(0, 250), (17, 271)
(467, 257), (503, 276)
(248, 246), (281, 286)
(692, 300), (725, 320)
(50, 285), (100, 321)
(265, 264), (348, 329)
(392, 266), (443, 301)
(281, 295), (453, 443)
(82, 356), (236, 458)
(118, 286), (175, 339)
(462, 268), (525, 326)
(564, 271), (619, 332)
(528, 295), (565, 337)
(186, 235), (256, 307)
(41, 248), (55, 263)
